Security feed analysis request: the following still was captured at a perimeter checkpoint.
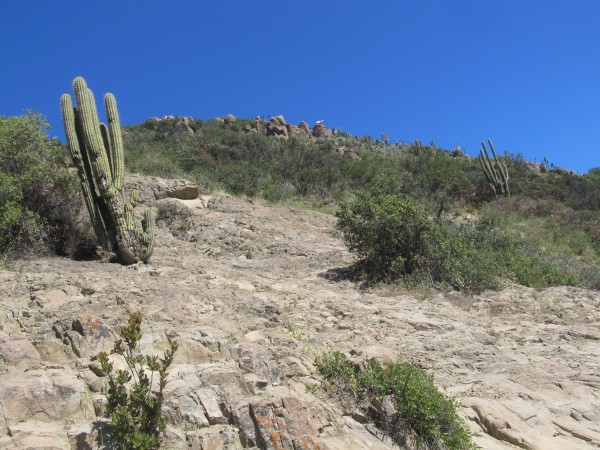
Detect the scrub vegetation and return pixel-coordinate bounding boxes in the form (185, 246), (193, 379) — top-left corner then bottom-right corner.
(121, 116), (600, 292)
(315, 350), (476, 450)
(2, 110), (599, 290)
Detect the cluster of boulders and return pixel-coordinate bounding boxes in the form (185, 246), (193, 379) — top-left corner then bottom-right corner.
(527, 162), (577, 175)
(146, 115), (197, 137)
(144, 114), (336, 142)
(238, 114), (333, 141)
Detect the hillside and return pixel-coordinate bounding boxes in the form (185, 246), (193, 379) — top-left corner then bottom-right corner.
(2, 109), (600, 449)
(121, 114), (600, 292)
(1, 175), (599, 449)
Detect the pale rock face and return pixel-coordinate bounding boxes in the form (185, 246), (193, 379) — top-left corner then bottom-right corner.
(0, 175), (598, 449)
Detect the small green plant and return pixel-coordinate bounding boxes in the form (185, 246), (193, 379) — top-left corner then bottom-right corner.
(98, 312), (178, 450)
(176, 217), (189, 232)
(156, 199), (191, 220)
(315, 350), (476, 450)
(156, 199), (191, 234)
(305, 383), (319, 394)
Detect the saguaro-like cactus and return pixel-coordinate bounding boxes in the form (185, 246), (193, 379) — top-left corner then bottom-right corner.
(479, 139), (510, 198)
(61, 77), (155, 264)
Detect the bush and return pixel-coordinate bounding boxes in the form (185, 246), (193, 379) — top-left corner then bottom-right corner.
(156, 199), (192, 221)
(315, 350), (475, 450)
(335, 190), (498, 292)
(335, 189), (593, 292)
(335, 190), (431, 280)
(98, 312), (178, 450)
(424, 222), (500, 293)
(0, 112), (86, 258)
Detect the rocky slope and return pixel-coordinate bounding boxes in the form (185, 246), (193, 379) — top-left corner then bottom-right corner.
(0, 176), (599, 449)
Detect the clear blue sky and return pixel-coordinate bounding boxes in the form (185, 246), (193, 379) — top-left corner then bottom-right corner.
(2, 1), (599, 173)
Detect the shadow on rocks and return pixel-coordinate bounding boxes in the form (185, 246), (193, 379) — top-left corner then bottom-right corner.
(319, 264), (365, 284)
(91, 420), (116, 450)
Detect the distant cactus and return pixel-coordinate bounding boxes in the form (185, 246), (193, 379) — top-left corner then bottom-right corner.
(61, 77), (155, 264)
(479, 139), (510, 198)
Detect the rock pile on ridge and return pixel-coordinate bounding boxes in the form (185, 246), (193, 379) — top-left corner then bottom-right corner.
(145, 113), (335, 141)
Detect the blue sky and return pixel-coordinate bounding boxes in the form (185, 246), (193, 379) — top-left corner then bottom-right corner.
(2, 1), (599, 173)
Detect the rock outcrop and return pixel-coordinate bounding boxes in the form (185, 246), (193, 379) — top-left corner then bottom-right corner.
(312, 123), (332, 138)
(265, 116), (289, 139)
(0, 176), (598, 449)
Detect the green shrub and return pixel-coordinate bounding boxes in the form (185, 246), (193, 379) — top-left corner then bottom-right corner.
(98, 313), (178, 450)
(335, 190), (498, 292)
(336, 190), (431, 281)
(315, 350), (475, 450)
(476, 205), (586, 289)
(335, 189), (593, 292)
(156, 199), (192, 221)
(424, 222), (500, 293)
(0, 112), (86, 258)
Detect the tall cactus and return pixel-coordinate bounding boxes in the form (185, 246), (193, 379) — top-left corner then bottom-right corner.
(479, 139), (510, 198)
(61, 77), (155, 264)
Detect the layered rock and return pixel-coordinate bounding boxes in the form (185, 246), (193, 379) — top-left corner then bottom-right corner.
(0, 176), (598, 449)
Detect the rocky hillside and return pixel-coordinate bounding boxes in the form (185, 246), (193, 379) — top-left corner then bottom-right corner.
(0, 176), (599, 449)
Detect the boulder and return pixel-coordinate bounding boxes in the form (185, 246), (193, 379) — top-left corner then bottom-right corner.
(173, 121), (194, 137)
(0, 368), (94, 430)
(152, 178), (200, 200)
(266, 118), (289, 139)
(298, 121), (310, 133)
(66, 313), (114, 358)
(286, 124), (303, 138)
(224, 114), (237, 124)
(0, 339), (41, 365)
(273, 115), (287, 126)
(312, 123), (332, 138)
(247, 396), (329, 450)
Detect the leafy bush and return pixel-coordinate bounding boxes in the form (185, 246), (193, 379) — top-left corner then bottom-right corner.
(315, 350), (475, 450)
(474, 202), (597, 288)
(0, 112), (88, 258)
(335, 190), (499, 292)
(98, 313), (178, 450)
(335, 189), (592, 292)
(424, 222), (500, 293)
(335, 190), (431, 280)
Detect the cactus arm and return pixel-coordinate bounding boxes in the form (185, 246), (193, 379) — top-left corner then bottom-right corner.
(501, 163), (510, 197)
(479, 145), (498, 194)
(488, 140), (510, 197)
(478, 150), (497, 196)
(139, 208), (156, 261)
(99, 123), (111, 158)
(105, 93), (124, 191)
(73, 77), (115, 197)
(481, 142), (500, 186)
(479, 139), (510, 197)
(61, 93), (111, 249)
